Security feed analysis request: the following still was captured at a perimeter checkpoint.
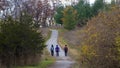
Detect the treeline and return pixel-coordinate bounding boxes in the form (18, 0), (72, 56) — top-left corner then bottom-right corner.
(54, 0), (115, 30)
(0, 12), (45, 68)
(0, 0), (56, 27)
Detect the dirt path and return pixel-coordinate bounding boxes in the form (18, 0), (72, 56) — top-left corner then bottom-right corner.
(46, 30), (75, 68)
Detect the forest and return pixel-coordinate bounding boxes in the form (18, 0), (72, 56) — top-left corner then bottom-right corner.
(0, 0), (120, 68)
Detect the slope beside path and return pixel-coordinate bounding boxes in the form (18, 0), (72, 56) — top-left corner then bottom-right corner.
(46, 30), (75, 68)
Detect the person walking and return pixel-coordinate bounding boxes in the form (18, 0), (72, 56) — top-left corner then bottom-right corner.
(50, 44), (54, 56)
(64, 45), (68, 56)
(55, 45), (60, 56)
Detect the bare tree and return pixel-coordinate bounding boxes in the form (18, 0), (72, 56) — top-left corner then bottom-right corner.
(0, 0), (64, 27)
(0, 0), (10, 18)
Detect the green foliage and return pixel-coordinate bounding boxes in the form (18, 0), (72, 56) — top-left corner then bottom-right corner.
(20, 12), (33, 26)
(0, 13), (45, 68)
(54, 0), (109, 30)
(61, 6), (78, 30)
(74, 0), (92, 26)
(54, 6), (64, 25)
(111, 0), (116, 5)
(92, 0), (105, 15)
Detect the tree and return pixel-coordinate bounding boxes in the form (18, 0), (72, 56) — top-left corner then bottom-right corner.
(74, 0), (92, 26)
(111, 0), (116, 6)
(61, 6), (78, 30)
(54, 6), (64, 25)
(92, 0), (105, 15)
(0, 13), (45, 68)
(1, 0), (55, 27)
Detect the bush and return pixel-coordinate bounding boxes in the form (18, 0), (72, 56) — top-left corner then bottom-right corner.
(80, 6), (120, 68)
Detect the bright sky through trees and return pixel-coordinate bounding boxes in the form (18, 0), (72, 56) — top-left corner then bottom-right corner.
(90, 0), (111, 4)
(59, 0), (111, 5)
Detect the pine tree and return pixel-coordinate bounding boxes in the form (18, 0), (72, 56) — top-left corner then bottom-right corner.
(92, 0), (105, 15)
(0, 13), (45, 67)
(54, 6), (64, 25)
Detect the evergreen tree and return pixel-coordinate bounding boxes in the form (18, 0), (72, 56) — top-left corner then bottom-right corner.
(61, 6), (78, 30)
(0, 13), (45, 68)
(54, 6), (64, 25)
(92, 0), (105, 15)
(74, 0), (92, 26)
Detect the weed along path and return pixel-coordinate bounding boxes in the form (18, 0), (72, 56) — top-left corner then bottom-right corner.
(46, 30), (75, 68)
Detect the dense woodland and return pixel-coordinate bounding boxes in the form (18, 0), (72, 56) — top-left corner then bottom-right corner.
(0, 0), (120, 68)
(55, 0), (120, 30)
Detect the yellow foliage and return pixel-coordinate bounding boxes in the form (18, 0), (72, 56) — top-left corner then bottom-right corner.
(81, 45), (96, 60)
(115, 35), (120, 61)
(61, 6), (78, 30)
(80, 6), (120, 68)
(115, 36), (120, 53)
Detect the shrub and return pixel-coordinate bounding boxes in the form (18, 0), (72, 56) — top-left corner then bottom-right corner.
(80, 6), (120, 68)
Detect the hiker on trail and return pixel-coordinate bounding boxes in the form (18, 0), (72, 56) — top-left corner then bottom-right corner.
(55, 45), (60, 56)
(50, 44), (54, 56)
(64, 45), (68, 56)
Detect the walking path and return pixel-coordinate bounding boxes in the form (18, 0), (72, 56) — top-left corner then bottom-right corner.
(46, 30), (75, 68)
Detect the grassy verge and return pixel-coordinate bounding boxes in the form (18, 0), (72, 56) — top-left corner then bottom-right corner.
(14, 49), (55, 68)
(58, 29), (80, 60)
(58, 29), (81, 68)
(45, 29), (51, 41)
(40, 28), (52, 41)
(15, 60), (53, 68)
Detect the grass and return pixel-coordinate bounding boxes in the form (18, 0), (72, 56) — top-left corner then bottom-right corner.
(14, 61), (52, 68)
(45, 29), (51, 41)
(39, 28), (52, 42)
(14, 48), (55, 68)
(15, 60), (53, 68)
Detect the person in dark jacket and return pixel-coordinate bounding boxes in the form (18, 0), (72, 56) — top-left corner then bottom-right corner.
(55, 45), (60, 56)
(64, 45), (68, 56)
(50, 44), (54, 56)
